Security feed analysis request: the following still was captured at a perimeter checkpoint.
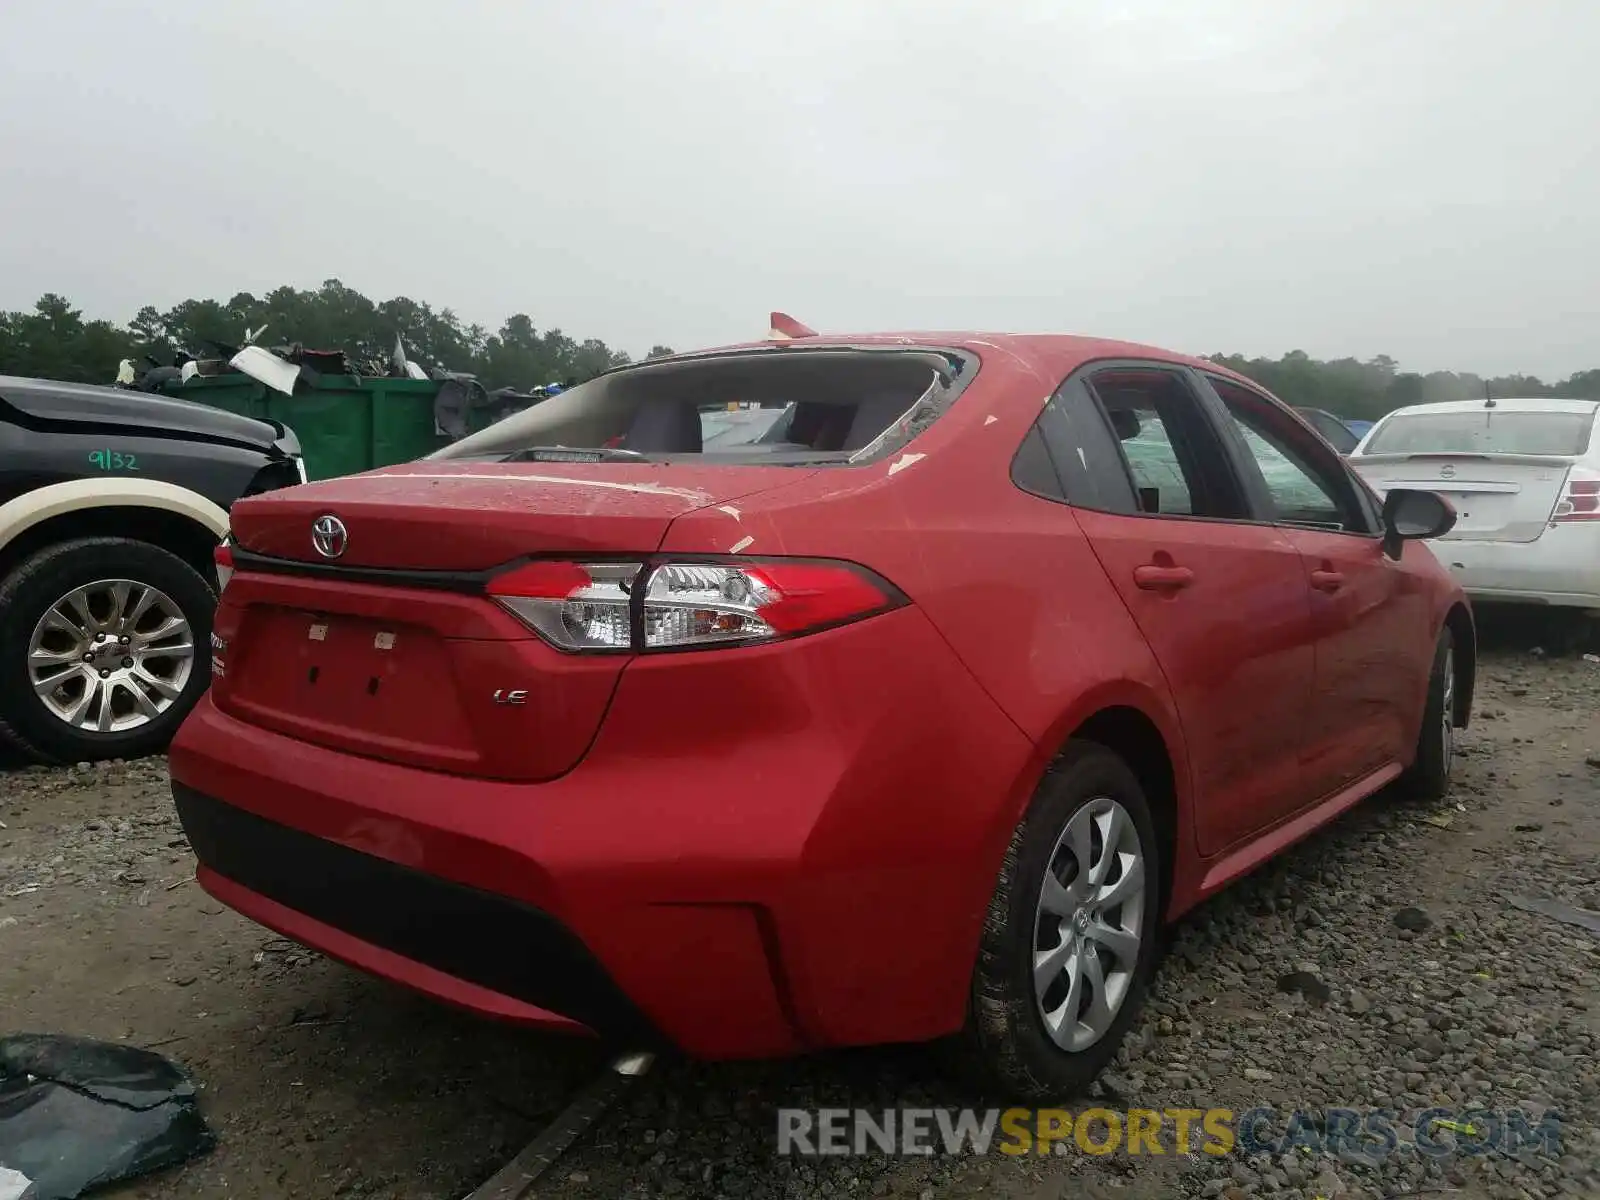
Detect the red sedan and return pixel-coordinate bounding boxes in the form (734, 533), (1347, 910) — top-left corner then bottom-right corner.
(172, 329), (1473, 1099)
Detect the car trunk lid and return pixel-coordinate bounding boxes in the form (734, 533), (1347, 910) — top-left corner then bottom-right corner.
(215, 460), (813, 778)
(1353, 452), (1575, 543)
(228, 460), (806, 569)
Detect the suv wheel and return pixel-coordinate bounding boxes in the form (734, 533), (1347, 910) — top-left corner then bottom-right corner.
(0, 537), (215, 763)
(959, 741), (1162, 1100)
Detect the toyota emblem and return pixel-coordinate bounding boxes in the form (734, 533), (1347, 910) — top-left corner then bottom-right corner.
(311, 514), (348, 559)
(1439, 464), (1456, 480)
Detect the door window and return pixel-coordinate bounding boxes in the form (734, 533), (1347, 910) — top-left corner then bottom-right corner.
(1112, 401), (1195, 515)
(1209, 378), (1371, 533)
(1084, 368), (1247, 519)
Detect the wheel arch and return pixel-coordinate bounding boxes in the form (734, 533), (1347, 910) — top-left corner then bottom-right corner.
(0, 479), (228, 584)
(1015, 685), (1191, 923)
(1067, 706), (1181, 922)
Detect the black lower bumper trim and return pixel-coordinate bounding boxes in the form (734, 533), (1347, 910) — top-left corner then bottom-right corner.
(171, 784), (662, 1046)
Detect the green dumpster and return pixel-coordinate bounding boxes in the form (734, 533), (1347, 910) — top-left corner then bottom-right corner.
(160, 374), (450, 481)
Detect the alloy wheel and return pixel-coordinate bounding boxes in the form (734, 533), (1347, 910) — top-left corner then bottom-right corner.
(1033, 796), (1147, 1052)
(27, 579), (195, 734)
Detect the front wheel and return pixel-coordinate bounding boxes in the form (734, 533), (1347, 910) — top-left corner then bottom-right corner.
(1403, 628), (1457, 803)
(958, 742), (1162, 1101)
(0, 537), (216, 763)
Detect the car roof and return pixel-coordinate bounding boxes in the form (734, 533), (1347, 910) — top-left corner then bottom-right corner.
(675, 332), (1251, 386)
(1378, 397), (1600, 419)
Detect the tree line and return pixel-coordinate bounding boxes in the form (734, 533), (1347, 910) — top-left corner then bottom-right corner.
(1205, 350), (1600, 422)
(1, 280), (1595, 416)
(0, 280), (676, 394)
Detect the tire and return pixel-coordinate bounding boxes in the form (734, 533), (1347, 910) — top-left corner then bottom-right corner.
(958, 741), (1162, 1101)
(1403, 627), (1456, 803)
(0, 537), (216, 763)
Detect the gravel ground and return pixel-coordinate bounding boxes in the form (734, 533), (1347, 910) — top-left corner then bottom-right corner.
(2, 637), (1598, 1199)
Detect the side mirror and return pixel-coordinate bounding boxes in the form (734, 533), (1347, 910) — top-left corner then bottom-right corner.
(1381, 488), (1456, 559)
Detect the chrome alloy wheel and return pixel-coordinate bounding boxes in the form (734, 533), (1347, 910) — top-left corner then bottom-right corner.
(26, 579), (195, 734)
(1033, 796), (1147, 1052)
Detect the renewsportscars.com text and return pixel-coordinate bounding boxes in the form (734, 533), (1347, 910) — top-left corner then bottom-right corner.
(777, 1106), (1564, 1161)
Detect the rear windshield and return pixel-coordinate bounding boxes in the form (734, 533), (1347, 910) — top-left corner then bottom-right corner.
(431, 347), (972, 467)
(1363, 409), (1597, 457)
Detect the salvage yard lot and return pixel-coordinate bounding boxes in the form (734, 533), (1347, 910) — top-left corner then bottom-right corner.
(3, 637), (1598, 1199)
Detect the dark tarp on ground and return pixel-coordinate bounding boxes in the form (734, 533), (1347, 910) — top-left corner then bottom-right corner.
(0, 1034), (214, 1199)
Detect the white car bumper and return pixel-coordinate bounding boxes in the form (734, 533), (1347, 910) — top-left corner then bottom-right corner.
(1431, 523), (1600, 609)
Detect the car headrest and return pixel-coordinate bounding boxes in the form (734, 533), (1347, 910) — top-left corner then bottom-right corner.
(623, 402), (702, 453)
(842, 394), (914, 452)
(1108, 408), (1142, 441)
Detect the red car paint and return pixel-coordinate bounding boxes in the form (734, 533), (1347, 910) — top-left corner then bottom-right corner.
(169, 332), (1471, 1059)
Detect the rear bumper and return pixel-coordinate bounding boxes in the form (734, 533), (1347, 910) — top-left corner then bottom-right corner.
(1432, 527), (1600, 608)
(168, 607), (1034, 1059)
(175, 784), (656, 1043)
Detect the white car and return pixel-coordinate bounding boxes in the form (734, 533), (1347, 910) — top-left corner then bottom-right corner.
(1350, 397), (1600, 609)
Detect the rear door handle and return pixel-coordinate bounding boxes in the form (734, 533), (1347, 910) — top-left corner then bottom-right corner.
(1310, 569), (1344, 593)
(1133, 565), (1195, 591)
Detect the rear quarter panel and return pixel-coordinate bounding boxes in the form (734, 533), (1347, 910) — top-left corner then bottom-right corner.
(659, 340), (1196, 892)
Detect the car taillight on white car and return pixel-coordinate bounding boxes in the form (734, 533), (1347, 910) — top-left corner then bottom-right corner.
(486, 559), (903, 653)
(1552, 467), (1600, 522)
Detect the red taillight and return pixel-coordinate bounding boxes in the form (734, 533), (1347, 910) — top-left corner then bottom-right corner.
(486, 558), (901, 653)
(737, 562), (897, 634)
(487, 560), (642, 651)
(1552, 469), (1600, 522)
(214, 541), (234, 593)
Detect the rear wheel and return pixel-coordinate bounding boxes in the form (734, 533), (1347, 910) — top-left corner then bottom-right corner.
(1404, 628), (1456, 803)
(0, 537), (215, 763)
(958, 742), (1162, 1100)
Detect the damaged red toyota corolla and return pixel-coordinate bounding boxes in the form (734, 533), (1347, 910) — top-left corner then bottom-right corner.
(171, 330), (1474, 1098)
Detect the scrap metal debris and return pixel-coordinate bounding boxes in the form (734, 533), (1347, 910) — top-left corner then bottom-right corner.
(461, 1052), (654, 1200)
(1506, 894), (1600, 935)
(115, 328), (552, 445)
(0, 1034), (214, 1199)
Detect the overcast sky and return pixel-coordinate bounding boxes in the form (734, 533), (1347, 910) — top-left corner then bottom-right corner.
(2, 0), (1596, 377)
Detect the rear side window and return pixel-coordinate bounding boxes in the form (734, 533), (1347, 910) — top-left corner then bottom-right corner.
(1109, 401), (1196, 514)
(432, 348), (971, 467)
(1015, 379), (1138, 513)
(1084, 368), (1248, 519)
(1020, 365), (1253, 520)
(1364, 409), (1598, 457)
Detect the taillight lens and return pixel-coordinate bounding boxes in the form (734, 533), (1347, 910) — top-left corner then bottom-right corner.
(487, 559), (901, 653)
(214, 541), (234, 593)
(487, 560), (643, 651)
(1553, 468), (1600, 522)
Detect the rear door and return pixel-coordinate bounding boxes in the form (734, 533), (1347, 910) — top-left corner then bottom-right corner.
(1206, 375), (1428, 800)
(1042, 362), (1320, 856)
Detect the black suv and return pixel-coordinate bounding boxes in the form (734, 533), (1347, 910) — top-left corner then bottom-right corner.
(0, 375), (304, 762)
